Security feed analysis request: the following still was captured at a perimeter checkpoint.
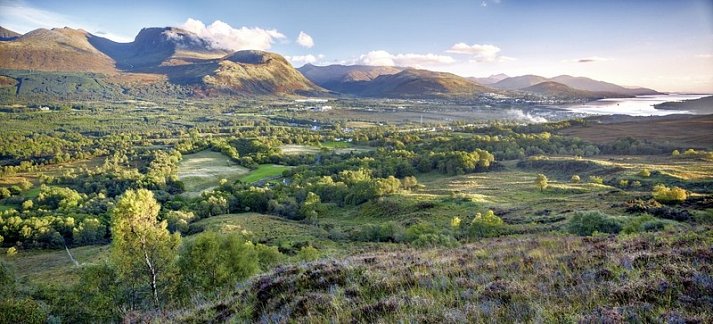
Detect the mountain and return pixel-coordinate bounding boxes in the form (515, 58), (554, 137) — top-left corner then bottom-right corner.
(297, 64), (494, 99)
(490, 75), (550, 90)
(0, 27), (117, 73)
(550, 75), (659, 96)
(0, 27), (21, 41)
(0, 26), (324, 97)
(521, 81), (605, 99)
(469, 73), (509, 85)
(355, 68), (495, 99)
(298, 64), (403, 92)
(492, 74), (660, 97)
(88, 27), (230, 70)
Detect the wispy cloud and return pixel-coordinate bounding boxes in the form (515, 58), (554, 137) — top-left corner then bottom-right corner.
(0, 0), (132, 42)
(563, 56), (612, 63)
(296, 31), (314, 48)
(695, 54), (713, 59)
(447, 43), (513, 63)
(180, 18), (285, 51)
(355, 50), (455, 67)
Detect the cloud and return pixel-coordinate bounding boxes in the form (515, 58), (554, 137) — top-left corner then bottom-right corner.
(563, 56), (612, 63)
(296, 31), (314, 48)
(447, 43), (512, 62)
(180, 18), (285, 51)
(356, 50), (455, 67)
(285, 54), (324, 66)
(695, 54), (713, 59)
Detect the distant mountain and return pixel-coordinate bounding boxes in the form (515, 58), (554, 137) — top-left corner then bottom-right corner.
(298, 64), (403, 92)
(298, 64), (494, 99)
(355, 68), (495, 99)
(0, 26), (324, 97)
(550, 75), (659, 96)
(491, 75), (550, 90)
(0, 27), (20, 41)
(468, 73), (509, 85)
(521, 81), (605, 99)
(492, 74), (660, 97)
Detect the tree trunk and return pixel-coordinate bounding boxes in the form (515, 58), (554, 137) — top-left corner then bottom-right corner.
(143, 247), (160, 309)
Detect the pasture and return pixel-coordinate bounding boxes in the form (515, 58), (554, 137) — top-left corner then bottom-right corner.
(177, 150), (249, 196)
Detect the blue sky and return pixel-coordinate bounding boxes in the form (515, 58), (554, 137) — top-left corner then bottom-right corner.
(1, 0), (712, 92)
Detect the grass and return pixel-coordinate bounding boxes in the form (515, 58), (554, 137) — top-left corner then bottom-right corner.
(172, 229), (713, 323)
(320, 141), (352, 149)
(177, 150), (249, 196)
(280, 144), (321, 155)
(189, 213), (330, 247)
(239, 164), (289, 183)
(2, 245), (109, 286)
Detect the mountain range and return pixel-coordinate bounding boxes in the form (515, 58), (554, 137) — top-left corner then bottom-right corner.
(0, 25), (659, 101)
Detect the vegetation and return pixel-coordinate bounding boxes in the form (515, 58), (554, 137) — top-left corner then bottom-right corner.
(0, 97), (711, 322)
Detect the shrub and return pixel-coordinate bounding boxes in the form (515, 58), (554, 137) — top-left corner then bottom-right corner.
(566, 210), (621, 236)
(571, 175), (581, 183)
(0, 298), (47, 324)
(588, 176), (603, 184)
(638, 169), (651, 177)
(618, 179), (629, 188)
(405, 223), (457, 247)
(672, 149), (680, 156)
(652, 184), (687, 203)
(298, 245), (320, 261)
(467, 210), (506, 239)
(622, 215), (667, 234)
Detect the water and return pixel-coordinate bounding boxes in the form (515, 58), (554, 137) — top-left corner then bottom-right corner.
(559, 94), (709, 116)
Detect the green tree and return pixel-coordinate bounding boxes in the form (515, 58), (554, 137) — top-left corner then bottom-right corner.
(535, 174), (548, 192)
(639, 169), (651, 177)
(571, 175), (581, 183)
(110, 189), (180, 309)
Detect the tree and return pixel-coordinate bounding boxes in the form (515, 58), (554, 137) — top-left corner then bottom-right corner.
(571, 175), (581, 183)
(535, 174), (548, 192)
(639, 169), (651, 177)
(110, 189), (180, 309)
(672, 149), (680, 157)
(652, 184), (687, 203)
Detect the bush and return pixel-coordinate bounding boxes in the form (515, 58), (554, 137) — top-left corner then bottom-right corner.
(638, 169), (651, 177)
(566, 210), (621, 236)
(0, 298), (47, 324)
(652, 184), (687, 203)
(588, 176), (603, 184)
(405, 223), (457, 247)
(622, 215), (667, 234)
(466, 210), (507, 239)
(571, 175), (581, 183)
(298, 245), (320, 261)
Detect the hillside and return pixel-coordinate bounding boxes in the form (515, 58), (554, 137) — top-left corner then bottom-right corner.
(298, 64), (404, 86)
(172, 231), (712, 322)
(355, 68), (496, 98)
(0, 28), (118, 73)
(654, 95), (713, 114)
(521, 81), (605, 99)
(491, 75), (550, 90)
(0, 27), (20, 41)
(551, 75), (659, 96)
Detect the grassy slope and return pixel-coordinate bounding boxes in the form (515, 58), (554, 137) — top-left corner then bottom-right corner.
(175, 230), (713, 323)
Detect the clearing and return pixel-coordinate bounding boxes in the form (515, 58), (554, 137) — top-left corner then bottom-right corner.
(177, 150), (249, 196)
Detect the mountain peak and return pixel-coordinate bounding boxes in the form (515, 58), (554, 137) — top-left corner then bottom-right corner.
(0, 26), (21, 41)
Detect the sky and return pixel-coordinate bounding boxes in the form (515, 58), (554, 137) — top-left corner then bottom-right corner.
(1, 0), (712, 93)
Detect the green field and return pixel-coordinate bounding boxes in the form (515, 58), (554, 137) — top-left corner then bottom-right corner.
(239, 164), (289, 183)
(177, 150), (250, 196)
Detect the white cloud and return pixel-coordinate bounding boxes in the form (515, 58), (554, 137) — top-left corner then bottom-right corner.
(695, 54), (713, 59)
(356, 50), (455, 67)
(285, 54), (324, 66)
(562, 56), (612, 63)
(296, 31), (314, 48)
(447, 43), (512, 62)
(180, 18), (285, 51)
